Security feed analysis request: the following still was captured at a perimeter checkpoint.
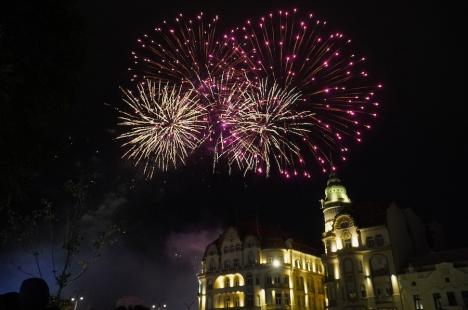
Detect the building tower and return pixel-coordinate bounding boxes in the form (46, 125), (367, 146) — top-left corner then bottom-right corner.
(320, 173), (403, 310)
(320, 173), (351, 234)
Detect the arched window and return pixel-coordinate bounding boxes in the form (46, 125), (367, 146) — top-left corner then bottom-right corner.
(342, 231), (352, 249)
(224, 296), (230, 308)
(370, 255), (389, 276)
(234, 276), (240, 286)
(234, 296), (240, 307)
(224, 277), (230, 288)
(343, 258), (354, 274)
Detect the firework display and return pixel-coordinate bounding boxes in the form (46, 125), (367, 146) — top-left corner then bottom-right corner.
(118, 81), (207, 178)
(119, 10), (382, 179)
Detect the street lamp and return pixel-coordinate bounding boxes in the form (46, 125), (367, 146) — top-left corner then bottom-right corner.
(272, 259), (281, 268)
(151, 300), (167, 310)
(70, 296), (84, 310)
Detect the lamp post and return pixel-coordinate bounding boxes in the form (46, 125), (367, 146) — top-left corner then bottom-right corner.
(70, 296), (84, 310)
(151, 299), (167, 310)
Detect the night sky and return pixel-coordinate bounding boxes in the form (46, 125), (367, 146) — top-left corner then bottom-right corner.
(0, 0), (463, 309)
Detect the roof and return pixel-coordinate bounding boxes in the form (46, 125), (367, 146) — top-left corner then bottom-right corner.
(410, 248), (468, 267)
(350, 202), (389, 228)
(203, 222), (322, 258)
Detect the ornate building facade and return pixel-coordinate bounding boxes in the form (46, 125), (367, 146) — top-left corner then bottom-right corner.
(198, 173), (468, 310)
(197, 227), (325, 310)
(320, 174), (403, 310)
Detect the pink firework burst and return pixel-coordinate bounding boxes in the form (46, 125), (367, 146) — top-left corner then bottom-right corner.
(129, 12), (244, 89)
(225, 9), (382, 175)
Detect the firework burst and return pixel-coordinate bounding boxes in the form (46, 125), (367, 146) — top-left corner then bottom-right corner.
(228, 9), (382, 173)
(118, 81), (207, 178)
(130, 12), (244, 88)
(219, 79), (314, 177)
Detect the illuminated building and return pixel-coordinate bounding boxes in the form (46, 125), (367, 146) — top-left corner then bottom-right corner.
(198, 173), (468, 310)
(198, 227), (325, 310)
(398, 249), (468, 310)
(320, 173), (405, 309)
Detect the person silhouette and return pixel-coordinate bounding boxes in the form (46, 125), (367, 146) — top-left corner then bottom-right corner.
(18, 278), (50, 310)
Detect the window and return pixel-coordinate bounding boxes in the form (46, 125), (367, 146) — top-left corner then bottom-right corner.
(343, 237), (352, 248)
(339, 221), (350, 229)
(284, 293), (290, 305)
(256, 295), (261, 306)
(224, 277), (230, 288)
(366, 236), (375, 248)
(275, 292), (282, 305)
(246, 295), (253, 306)
(247, 252), (254, 265)
(234, 276), (239, 286)
(224, 260), (230, 270)
(462, 291), (468, 307)
(266, 291), (272, 305)
(265, 275), (272, 285)
(274, 275), (280, 284)
(246, 273), (253, 285)
(413, 295), (423, 310)
(224, 246), (228, 253)
(445, 277), (450, 283)
(375, 234), (384, 246)
(207, 279), (213, 290)
(345, 278), (357, 299)
(309, 278), (315, 292)
(233, 258), (239, 268)
(209, 259), (215, 271)
(236, 243), (241, 251)
(234, 296), (240, 307)
(284, 275), (290, 286)
(255, 277), (260, 285)
(370, 255), (389, 276)
(343, 258), (353, 274)
(230, 245), (234, 252)
(224, 297), (230, 308)
(385, 281), (393, 296)
(360, 284), (367, 298)
(447, 292), (457, 306)
(432, 293), (442, 309)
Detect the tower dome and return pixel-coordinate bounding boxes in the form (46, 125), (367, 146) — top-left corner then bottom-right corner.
(323, 173), (351, 207)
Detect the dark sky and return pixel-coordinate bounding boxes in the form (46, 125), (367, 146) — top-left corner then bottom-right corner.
(1, 0), (464, 309)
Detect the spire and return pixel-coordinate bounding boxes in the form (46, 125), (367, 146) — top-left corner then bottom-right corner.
(326, 172), (342, 186)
